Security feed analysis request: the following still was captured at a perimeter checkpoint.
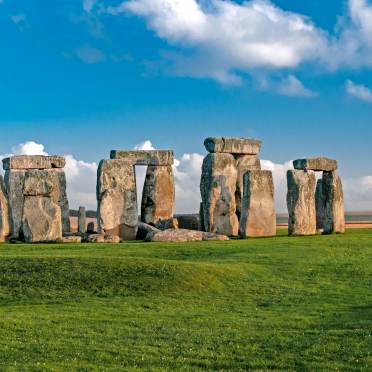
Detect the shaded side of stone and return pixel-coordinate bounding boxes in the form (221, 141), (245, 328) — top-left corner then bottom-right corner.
(198, 203), (205, 232)
(204, 137), (261, 155)
(0, 176), (10, 242)
(322, 172), (345, 234)
(97, 159), (138, 240)
(200, 153), (239, 236)
(110, 150), (174, 166)
(293, 157), (338, 172)
(315, 179), (325, 230)
(141, 165), (175, 226)
(175, 214), (200, 231)
(287, 170), (317, 236)
(240, 170), (276, 238)
(235, 155), (261, 220)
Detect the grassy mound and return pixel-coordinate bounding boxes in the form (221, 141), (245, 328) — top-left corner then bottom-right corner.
(0, 229), (371, 370)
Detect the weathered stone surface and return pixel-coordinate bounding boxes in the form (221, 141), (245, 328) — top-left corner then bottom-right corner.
(97, 159), (138, 240)
(235, 155), (261, 219)
(0, 176), (10, 242)
(78, 206), (86, 233)
(5, 169), (26, 238)
(204, 137), (262, 155)
(287, 170), (317, 236)
(86, 234), (105, 243)
(110, 150), (174, 166)
(175, 214), (200, 231)
(104, 234), (121, 243)
(22, 196), (62, 242)
(322, 172), (345, 234)
(23, 170), (54, 196)
(137, 222), (161, 240)
(155, 218), (178, 230)
(53, 169), (70, 234)
(200, 153), (239, 236)
(141, 165), (175, 225)
(57, 236), (82, 244)
(146, 228), (229, 242)
(315, 179), (325, 230)
(239, 170), (276, 238)
(87, 222), (95, 234)
(293, 157), (338, 172)
(3, 155), (66, 170)
(198, 203), (205, 231)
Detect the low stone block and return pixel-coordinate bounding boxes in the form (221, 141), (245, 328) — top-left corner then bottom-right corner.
(137, 222), (161, 240)
(287, 170), (317, 236)
(293, 157), (338, 172)
(204, 137), (262, 155)
(322, 172), (345, 234)
(57, 236), (82, 244)
(3, 155), (66, 170)
(97, 159), (138, 240)
(239, 170), (276, 238)
(146, 229), (229, 242)
(110, 150), (174, 166)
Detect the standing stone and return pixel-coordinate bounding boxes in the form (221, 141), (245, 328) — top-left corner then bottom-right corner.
(200, 153), (239, 236)
(53, 169), (70, 234)
(235, 155), (261, 219)
(198, 202), (205, 232)
(287, 170), (317, 236)
(141, 165), (175, 226)
(21, 170), (62, 243)
(315, 179), (325, 230)
(87, 222), (95, 234)
(0, 176), (10, 242)
(240, 170), (276, 238)
(97, 159), (138, 240)
(322, 172), (345, 234)
(78, 206), (86, 233)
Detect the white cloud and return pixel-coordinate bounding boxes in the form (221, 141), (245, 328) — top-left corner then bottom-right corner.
(83, 0), (97, 13)
(345, 80), (372, 102)
(134, 140), (155, 150)
(10, 14), (26, 25)
(76, 45), (105, 64)
(276, 75), (316, 97)
(11, 141), (48, 156)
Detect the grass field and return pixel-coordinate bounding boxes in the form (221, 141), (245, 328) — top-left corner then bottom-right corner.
(0, 229), (371, 371)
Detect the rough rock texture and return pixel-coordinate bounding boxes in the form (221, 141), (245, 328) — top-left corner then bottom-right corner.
(146, 228), (229, 242)
(137, 222), (161, 240)
(87, 222), (95, 234)
(141, 165), (175, 226)
(97, 159), (138, 240)
(315, 179), (325, 230)
(322, 172), (345, 234)
(78, 206), (86, 233)
(0, 176), (10, 242)
(235, 155), (261, 219)
(155, 218), (178, 230)
(175, 214), (200, 231)
(200, 153), (239, 236)
(239, 170), (276, 238)
(110, 150), (174, 166)
(198, 203), (205, 232)
(3, 155), (65, 170)
(204, 137), (261, 155)
(53, 169), (70, 234)
(58, 236), (82, 244)
(103, 234), (121, 243)
(293, 157), (338, 172)
(86, 234), (105, 243)
(287, 170), (317, 236)
(22, 196), (62, 243)
(23, 170), (54, 196)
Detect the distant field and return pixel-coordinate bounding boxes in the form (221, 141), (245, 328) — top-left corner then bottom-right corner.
(0, 229), (371, 370)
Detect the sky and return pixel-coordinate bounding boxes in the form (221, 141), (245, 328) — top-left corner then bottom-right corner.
(1, 0), (372, 212)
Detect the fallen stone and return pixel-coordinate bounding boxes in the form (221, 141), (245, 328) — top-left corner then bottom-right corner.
(97, 159), (138, 240)
(0, 176), (10, 242)
(287, 170), (317, 236)
(57, 236), (82, 244)
(146, 228), (229, 242)
(110, 150), (174, 166)
(239, 170), (276, 238)
(293, 157), (338, 172)
(322, 172), (345, 234)
(235, 155), (261, 219)
(141, 165), (175, 225)
(22, 196), (62, 243)
(3, 155), (66, 170)
(315, 179), (325, 230)
(78, 206), (86, 233)
(86, 234), (105, 243)
(137, 222), (161, 240)
(204, 137), (262, 155)
(104, 234), (121, 243)
(155, 218), (179, 230)
(200, 153), (239, 236)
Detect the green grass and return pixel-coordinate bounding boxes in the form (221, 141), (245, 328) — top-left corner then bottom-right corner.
(0, 229), (371, 371)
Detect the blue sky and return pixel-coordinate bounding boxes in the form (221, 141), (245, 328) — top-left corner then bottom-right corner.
(1, 0), (372, 211)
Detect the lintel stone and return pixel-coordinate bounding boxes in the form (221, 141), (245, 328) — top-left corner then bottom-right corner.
(3, 155), (66, 170)
(293, 157), (338, 172)
(110, 150), (174, 166)
(204, 137), (262, 155)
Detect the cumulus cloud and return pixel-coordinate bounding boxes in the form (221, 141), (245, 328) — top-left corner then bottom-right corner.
(343, 175), (372, 210)
(346, 80), (372, 102)
(76, 44), (105, 64)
